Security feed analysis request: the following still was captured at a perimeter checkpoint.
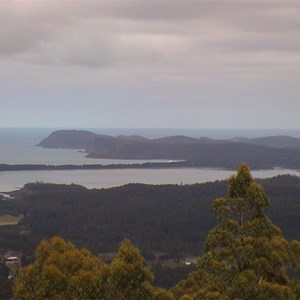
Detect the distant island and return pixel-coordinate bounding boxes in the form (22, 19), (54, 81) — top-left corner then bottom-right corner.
(36, 129), (300, 170)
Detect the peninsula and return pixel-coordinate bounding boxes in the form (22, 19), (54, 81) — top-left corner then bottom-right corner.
(36, 130), (300, 170)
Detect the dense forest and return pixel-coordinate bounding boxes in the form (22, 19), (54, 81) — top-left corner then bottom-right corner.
(6, 165), (300, 299)
(1, 174), (300, 256)
(0, 180), (224, 255)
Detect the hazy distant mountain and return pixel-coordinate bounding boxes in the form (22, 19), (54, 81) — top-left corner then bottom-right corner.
(37, 130), (300, 169)
(116, 135), (150, 142)
(232, 135), (300, 149)
(153, 135), (205, 144)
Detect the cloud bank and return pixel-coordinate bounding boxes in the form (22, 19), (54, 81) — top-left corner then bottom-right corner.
(1, 1), (299, 128)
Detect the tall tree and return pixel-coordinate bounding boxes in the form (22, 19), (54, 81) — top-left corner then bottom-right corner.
(172, 164), (300, 299)
(110, 239), (173, 300)
(13, 236), (110, 300)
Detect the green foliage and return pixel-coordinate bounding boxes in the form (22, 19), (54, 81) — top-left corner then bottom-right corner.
(14, 236), (109, 300)
(108, 238), (174, 299)
(170, 269), (208, 299)
(173, 164), (300, 299)
(13, 237), (173, 300)
(109, 238), (154, 299)
(290, 240), (300, 272)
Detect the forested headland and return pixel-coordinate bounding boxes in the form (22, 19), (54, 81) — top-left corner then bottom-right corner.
(36, 130), (300, 170)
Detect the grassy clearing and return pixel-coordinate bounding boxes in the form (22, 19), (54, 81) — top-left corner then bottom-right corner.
(0, 214), (23, 226)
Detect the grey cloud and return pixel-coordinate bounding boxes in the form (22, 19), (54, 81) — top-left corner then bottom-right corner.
(214, 32), (300, 53)
(1, 1), (300, 129)
(0, 14), (50, 56)
(0, 1), (300, 67)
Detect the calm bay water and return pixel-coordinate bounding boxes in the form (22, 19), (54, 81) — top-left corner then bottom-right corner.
(1, 128), (300, 192)
(1, 168), (300, 192)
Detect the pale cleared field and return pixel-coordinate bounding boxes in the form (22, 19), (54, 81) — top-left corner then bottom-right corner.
(0, 214), (23, 226)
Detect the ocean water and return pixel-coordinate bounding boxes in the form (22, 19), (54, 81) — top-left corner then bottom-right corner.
(1, 127), (300, 192)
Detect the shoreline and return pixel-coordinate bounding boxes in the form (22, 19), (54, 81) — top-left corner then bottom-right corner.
(0, 161), (187, 172)
(1, 162), (295, 172)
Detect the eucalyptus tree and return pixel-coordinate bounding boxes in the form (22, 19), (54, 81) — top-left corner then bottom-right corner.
(13, 237), (173, 300)
(110, 239), (174, 300)
(172, 164), (300, 300)
(13, 236), (110, 300)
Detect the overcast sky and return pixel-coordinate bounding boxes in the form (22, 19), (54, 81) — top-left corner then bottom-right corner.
(1, 0), (299, 129)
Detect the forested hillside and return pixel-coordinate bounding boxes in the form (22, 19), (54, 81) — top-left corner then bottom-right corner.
(1, 174), (300, 256)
